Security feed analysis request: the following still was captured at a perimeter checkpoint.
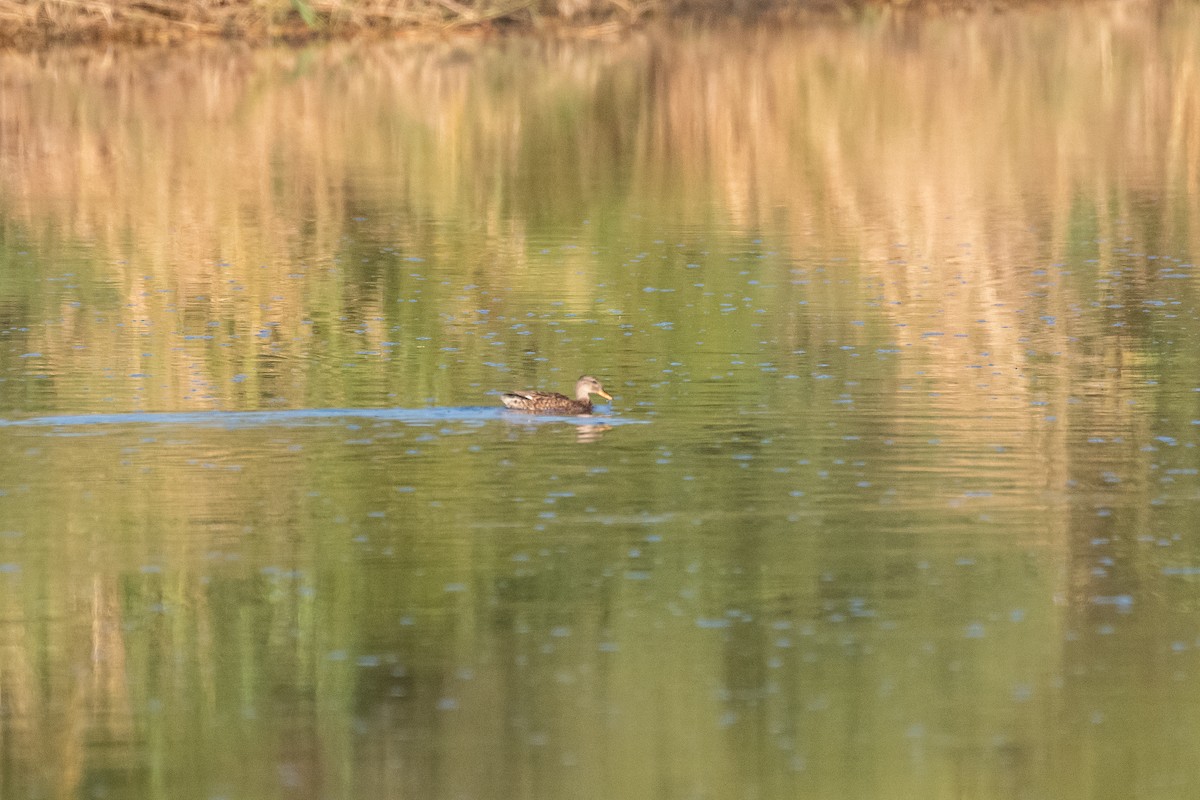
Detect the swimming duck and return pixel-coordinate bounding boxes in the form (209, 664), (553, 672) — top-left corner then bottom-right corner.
(501, 375), (613, 415)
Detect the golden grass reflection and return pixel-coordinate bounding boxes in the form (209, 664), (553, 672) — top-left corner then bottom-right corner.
(0, 4), (1196, 414)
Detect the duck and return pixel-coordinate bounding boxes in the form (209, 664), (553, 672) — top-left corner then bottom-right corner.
(501, 375), (613, 415)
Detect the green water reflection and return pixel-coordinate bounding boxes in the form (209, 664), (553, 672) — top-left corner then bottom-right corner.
(3, 4), (1200, 799)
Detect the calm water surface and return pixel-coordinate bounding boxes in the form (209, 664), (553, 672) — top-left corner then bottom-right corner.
(3, 5), (1200, 798)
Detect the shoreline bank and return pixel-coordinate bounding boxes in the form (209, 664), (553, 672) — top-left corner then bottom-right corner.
(0, 0), (1113, 48)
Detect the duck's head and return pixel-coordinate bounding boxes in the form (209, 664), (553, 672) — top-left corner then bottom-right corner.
(575, 375), (612, 402)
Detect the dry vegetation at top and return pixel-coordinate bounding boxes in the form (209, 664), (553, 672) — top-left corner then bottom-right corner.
(0, 0), (778, 46)
(0, 0), (1058, 47)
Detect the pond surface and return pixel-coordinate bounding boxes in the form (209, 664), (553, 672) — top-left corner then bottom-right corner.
(2, 5), (1200, 798)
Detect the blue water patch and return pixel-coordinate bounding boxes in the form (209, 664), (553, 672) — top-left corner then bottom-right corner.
(0, 407), (650, 430)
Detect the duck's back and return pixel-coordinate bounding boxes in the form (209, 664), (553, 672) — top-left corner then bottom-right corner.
(501, 390), (589, 413)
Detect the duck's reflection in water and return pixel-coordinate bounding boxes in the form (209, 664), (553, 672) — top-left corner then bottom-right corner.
(575, 423), (613, 443)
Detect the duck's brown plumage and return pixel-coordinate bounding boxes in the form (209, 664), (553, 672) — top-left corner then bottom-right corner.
(501, 375), (613, 415)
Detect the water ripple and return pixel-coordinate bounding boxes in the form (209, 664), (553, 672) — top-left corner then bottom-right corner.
(0, 407), (649, 430)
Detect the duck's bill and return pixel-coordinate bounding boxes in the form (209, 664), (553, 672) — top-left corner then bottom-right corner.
(597, 390), (613, 401)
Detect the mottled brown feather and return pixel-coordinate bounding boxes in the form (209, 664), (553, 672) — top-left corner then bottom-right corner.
(500, 375), (612, 415)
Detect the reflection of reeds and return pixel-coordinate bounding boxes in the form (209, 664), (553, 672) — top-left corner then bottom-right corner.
(0, 572), (137, 798)
(1, 5), (1196, 415)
